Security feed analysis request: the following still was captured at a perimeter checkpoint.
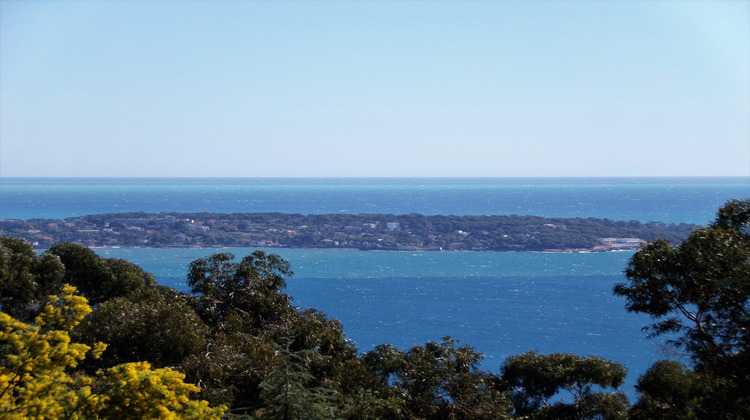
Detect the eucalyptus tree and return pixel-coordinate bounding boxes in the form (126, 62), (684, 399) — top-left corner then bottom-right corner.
(628, 360), (700, 420)
(46, 242), (155, 305)
(73, 285), (209, 370)
(614, 199), (750, 418)
(500, 351), (628, 419)
(0, 237), (64, 321)
(187, 250), (295, 334)
(183, 250), (354, 415)
(363, 337), (512, 419)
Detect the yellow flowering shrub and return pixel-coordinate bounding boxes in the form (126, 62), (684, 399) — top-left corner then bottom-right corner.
(0, 285), (225, 419)
(96, 361), (221, 420)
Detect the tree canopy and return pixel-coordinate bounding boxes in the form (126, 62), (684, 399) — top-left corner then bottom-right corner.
(615, 198), (750, 418)
(501, 351), (628, 419)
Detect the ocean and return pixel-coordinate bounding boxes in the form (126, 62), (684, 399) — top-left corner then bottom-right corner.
(1, 177), (747, 223)
(1, 177), (748, 398)
(91, 246), (655, 379)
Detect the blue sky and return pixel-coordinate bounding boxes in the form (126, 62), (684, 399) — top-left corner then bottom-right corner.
(1, 0), (748, 177)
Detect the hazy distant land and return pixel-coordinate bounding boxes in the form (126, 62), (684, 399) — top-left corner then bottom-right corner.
(0, 212), (698, 252)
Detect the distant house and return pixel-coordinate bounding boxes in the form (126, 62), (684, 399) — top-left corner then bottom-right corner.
(600, 238), (644, 248)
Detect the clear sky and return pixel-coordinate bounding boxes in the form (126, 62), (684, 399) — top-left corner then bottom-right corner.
(1, 0), (748, 178)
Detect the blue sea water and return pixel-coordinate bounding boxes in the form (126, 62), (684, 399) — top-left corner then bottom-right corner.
(94, 246), (661, 399)
(1, 177), (748, 223)
(1, 177), (749, 398)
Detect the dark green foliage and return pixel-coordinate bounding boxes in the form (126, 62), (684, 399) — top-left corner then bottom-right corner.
(181, 251), (358, 415)
(179, 308), (354, 413)
(282, 308), (356, 387)
(616, 199), (750, 419)
(614, 200), (750, 368)
(0, 241), (203, 374)
(256, 339), (339, 419)
(74, 285), (209, 369)
(287, 309), (351, 356)
(47, 242), (155, 305)
(629, 358), (750, 420)
(629, 360), (699, 420)
(713, 198), (750, 234)
(501, 351), (628, 419)
(187, 250), (294, 333)
(0, 237), (65, 321)
(362, 337), (512, 419)
(615, 229), (750, 364)
(180, 335), (278, 411)
(330, 357), (406, 419)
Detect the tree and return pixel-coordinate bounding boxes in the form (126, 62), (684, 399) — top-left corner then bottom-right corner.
(614, 200), (750, 364)
(329, 357), (406, 419)
(713, 198), (750, 234)
(0, 237), (64, 321)
(74, 285), (209, 369)
(0, 284), (225, 419)
(629, 360), (700, 420)
(614, 227), (750, 367)
(614, 199), (750, 418)
(187, 250), (294, 333)
(180, 335), (276, 411)
(255, 339), (339, 419)
(500, 351), (628, 419)
(183, 251), (357, 415)
(46, 243), (155, 305)
(364, 337), (511, 419)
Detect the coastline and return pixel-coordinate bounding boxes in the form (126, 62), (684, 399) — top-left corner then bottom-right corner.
(2, 211), (694, 252)
(83, 244), (635, 253)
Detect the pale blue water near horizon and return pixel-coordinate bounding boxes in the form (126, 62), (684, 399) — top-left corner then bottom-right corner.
(2, 177), (749, 399)
(1, 177), (748, 223)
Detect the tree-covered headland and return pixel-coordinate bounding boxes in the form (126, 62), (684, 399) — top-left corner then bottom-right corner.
(1, 212), (696, 251)
(1, 199), (748, 419)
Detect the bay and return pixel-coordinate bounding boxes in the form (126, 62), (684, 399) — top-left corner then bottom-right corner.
(94, 246), (670, 397)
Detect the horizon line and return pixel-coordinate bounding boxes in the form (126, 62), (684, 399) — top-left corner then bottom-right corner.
(2, 175), (749, 180)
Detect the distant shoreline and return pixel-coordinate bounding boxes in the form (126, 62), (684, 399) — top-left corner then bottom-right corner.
(81, 246), (641, 255)
(1, 211), (698, 252)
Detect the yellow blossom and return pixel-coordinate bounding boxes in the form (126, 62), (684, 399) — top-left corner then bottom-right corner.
(1, 285), (226, 419)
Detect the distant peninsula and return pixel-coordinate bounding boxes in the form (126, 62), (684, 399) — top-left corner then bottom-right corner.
(0, 212), (700, 252)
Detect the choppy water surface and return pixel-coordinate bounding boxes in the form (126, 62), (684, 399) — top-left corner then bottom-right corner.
(94, 247), (673, 398)
(2, 177), (748, 223)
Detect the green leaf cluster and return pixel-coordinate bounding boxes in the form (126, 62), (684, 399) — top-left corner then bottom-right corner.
(615, 198), (750, 419)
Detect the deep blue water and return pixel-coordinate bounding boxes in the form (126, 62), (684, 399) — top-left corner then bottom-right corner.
(2, 177), (748, 399)
(93, 246), (663, 399)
